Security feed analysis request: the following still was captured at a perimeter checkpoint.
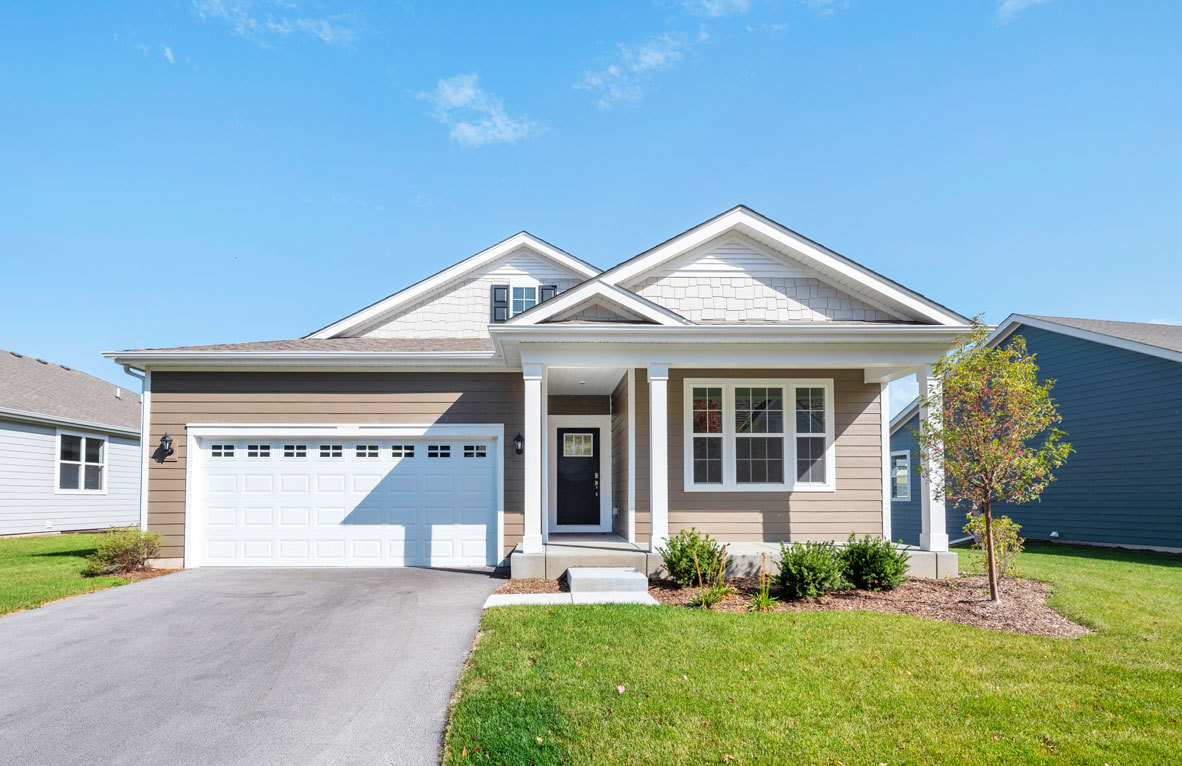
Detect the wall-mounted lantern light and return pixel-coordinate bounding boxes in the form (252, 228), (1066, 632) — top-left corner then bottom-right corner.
(152, 433), (174, 464)
(513, 433), (524, 455)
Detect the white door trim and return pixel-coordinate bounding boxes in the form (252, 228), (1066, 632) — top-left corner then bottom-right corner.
(183, 423), (505, 568)
(547, 414), (613, 534)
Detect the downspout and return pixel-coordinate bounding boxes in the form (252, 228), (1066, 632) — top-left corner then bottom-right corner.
(121, 365), (150, 532)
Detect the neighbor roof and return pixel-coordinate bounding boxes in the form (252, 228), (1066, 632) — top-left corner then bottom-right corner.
(991, 314), (1182, 364)
(0, 350), (141, 433)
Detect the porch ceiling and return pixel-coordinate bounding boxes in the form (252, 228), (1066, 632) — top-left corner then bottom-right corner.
(546, 366), (627, 395)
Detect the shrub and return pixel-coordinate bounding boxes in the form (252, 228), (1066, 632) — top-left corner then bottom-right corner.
(775, 541), (845, 599)
(963, 512), (1024, 576)
(840, 534), (910, 591)
(84, 526), (161, 576)
(689, 584), (733, 609)
(657, 527), (728, 588)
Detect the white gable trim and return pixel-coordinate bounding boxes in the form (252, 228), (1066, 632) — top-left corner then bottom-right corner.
(602, 207), (966, 326)
(306, 232), (600, 339)
(989, 314), (1182, 365)
(889, 398), (920, 434)
(503, 281), (693, 327)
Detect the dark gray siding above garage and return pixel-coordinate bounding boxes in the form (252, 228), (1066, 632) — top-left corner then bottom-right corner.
(990, 325), (1182, 549)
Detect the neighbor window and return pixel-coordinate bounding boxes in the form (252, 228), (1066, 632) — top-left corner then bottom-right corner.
(58, 432), (106, 492)
(511, 286), (537, 316)
(890, 451), (911, 501)
(683, 380), (833, 492)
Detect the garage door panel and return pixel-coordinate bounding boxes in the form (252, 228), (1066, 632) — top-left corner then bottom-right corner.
(196, 437), (495, 567)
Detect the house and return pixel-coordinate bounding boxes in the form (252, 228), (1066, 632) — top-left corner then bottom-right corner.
(103, 206), (970, 576)
(890, 314), (1182, 553)
(887, 399), (970, 548)
(0, 350), (142, 536)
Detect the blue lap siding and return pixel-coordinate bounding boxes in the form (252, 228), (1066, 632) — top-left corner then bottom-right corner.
(888, 414), (963, 547)
(891, 324), (1182, 550)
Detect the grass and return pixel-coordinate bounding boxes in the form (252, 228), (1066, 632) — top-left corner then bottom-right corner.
(0, 533), (131, 616)
(445, 543), (1181, 765)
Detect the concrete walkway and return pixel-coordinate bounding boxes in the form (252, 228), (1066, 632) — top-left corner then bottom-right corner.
(0, 567), (498, 766)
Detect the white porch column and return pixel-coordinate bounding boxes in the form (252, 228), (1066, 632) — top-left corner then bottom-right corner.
(918, 364), (948, 552)
(522, 363), (544, 555)
(648, 363), (670, 551)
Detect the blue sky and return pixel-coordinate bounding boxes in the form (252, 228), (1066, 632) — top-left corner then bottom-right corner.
(2, 0), (1179, 414)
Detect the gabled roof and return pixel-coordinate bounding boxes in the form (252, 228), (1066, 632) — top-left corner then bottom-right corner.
(306, 231), (601, 339)
(890, 398), (920, 434)
(501, 280), (693, 327)
(123, 338), (494, 353)
(989, 314), (1182, 364)
(0, 350), (140, 434)
(598, 205), (969, 326)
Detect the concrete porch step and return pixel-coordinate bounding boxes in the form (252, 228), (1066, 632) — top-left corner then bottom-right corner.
(566, 567), (648, 593)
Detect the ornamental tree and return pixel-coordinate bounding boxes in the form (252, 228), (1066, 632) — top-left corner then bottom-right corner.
(915, 319), (1072, 602)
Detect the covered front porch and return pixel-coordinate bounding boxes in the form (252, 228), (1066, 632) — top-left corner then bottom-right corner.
(507, 338), (959, 580)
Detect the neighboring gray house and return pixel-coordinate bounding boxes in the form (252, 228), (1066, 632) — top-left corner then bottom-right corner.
(890, 315), (1182, 552)
(0, 350), (141, 535)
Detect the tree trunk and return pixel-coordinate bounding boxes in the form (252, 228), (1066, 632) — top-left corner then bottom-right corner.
(983, 500), (1000, 602)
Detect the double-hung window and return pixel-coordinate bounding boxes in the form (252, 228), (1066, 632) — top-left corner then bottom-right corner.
(684, 379), (834, 492)
(890, 451), (911, 501)
(57, 431), (106, 492)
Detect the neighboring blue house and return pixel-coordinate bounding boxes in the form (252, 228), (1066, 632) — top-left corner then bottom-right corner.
(891, 315), (1182, 552)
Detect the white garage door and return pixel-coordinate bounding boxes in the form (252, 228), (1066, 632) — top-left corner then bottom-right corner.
(193, 437), (496, 567)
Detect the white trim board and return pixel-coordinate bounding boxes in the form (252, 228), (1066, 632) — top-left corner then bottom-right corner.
(183, 423), (506, 568)
(546, 415), (613, 535)
(306, 232), (600, 339)
(506, 280), (692, 327)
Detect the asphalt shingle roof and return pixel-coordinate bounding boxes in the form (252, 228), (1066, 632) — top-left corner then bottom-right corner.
(0, 350), (141, 432)
(1025, 315), (1182, 355)
(127, 338), (494, 353)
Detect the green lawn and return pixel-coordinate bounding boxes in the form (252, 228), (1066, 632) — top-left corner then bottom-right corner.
(0, 533), (131, 615)
(445, 543), (1181, 765)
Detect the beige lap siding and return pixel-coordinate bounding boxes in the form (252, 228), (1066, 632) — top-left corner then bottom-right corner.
(641, 368), (882, 543)
(147, 372), (524, 561)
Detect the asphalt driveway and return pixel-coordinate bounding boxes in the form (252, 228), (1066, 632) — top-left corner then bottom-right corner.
(0, 567), (499, 766)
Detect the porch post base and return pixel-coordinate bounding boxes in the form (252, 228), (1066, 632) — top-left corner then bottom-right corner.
(521, 533), (544, 556)
(510, 548), (546, 579)
(919, 532), (949, 552)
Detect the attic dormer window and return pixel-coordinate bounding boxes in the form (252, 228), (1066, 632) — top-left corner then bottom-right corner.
(512, 287), (537, 316)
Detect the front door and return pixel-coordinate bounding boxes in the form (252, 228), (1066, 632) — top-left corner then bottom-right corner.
(556, 428), (600, 526)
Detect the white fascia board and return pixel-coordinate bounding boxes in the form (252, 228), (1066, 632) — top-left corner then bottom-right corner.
(518, 341), (958, 369)
(602, 208), (967, 326)
(305, 232), (600, 339)
(503, 281), (692, 327)
(102, 350), (503, 371)
(889, 399), (920, 434)
(988, 314), (1182, 364)
(494, 323), (970, 343)
(0, 407), (140, 439)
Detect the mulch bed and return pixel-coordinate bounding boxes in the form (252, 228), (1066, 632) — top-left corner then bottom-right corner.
(497, 574), (1090, 638)
(114, 568), (178, 583)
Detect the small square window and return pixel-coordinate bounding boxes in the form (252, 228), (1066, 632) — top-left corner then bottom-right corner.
(563, 433), (594, 457)
(463, 444), (487, 458)
(247, 444), (270, 458)
(319, 444), (343, 458)
(355, 444), (379, 458)
(391, 444), (415, 458)
(283, 444), (307, 458)
(428, 444), (451, 458)
(212, 444), (235, 458)
(511, 286), (537, 316)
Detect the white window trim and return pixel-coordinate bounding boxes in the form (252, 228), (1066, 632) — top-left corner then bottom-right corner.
(682, 378), (836, 493)
(510, 284), (539, 317)
(54, 428), (108, 495)
(890, 450), (911, 502)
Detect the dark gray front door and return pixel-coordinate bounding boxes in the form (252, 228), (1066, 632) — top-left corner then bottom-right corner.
(556, 428), (599, 526)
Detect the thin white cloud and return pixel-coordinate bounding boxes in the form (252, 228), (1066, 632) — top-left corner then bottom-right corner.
(162, 45), (175, 64)
(678, 0), (751, 18)
(417, 73), (545, 149)
(577, 31), (707, 109)
(996, 0), (1052, 23)
(191, 0), (362, 46)
(801, 0), (851, 16)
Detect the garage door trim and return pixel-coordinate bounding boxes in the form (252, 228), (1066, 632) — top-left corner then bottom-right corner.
(184, 423), (505, 567)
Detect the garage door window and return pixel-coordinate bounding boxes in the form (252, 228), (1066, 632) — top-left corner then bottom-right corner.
(283, 444), (307, 458)
(428, 444), (451, 458)
(463, 444), (487, 458)
(391, 444), (415, 458)
(247, 444), (271, 458)
(319, 444), (343, 459)
(355, 444), (379, 458)
(212, 444), (235, 458)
